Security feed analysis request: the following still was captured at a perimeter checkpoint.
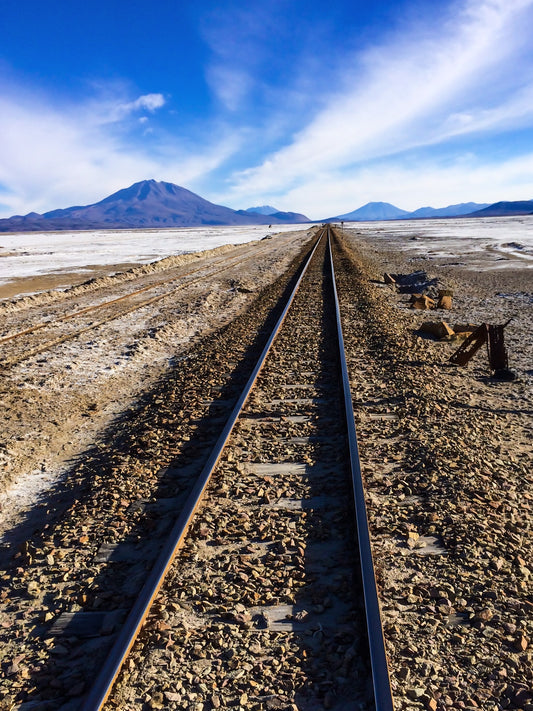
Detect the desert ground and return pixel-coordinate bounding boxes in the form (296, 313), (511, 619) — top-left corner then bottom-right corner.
(0, 219), (531, 709)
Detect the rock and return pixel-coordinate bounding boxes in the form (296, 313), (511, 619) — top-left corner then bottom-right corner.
(514, 635), (528, 651)
(407, 531), (420, 548)
(420, 321), (455, 339)
(407, 688), (426, 699)
(164, 692), (182, 702)
(27, 580), (41, 598)
(437, 290), (453, 309)
(7, 660), (21, 676)
(411, 295), (436, 310)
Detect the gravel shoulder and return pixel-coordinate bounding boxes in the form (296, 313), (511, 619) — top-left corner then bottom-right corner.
(337, 227), (532, 710)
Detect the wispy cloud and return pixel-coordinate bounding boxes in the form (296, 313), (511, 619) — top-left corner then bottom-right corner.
(205, 65), (252, 111)
(0, 85), (236, 216)
(267, 152), (533, 218)
(126, 93), (166, 112)
(226, 0), (533, 198)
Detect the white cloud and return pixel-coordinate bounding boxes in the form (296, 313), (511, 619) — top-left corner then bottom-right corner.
(226, 0), (533, 196)
(205, 65), (252, 111)
(0, 88), (237, 217)
(85, 91), (166, 125)
(124, 93), (166, 113)
(241, 152), (533, 219)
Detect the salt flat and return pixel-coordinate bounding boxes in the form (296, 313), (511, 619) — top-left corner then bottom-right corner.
(350, 214), (533, 268)
(1, 217), (532, 301)
(0, 223), (312, 293)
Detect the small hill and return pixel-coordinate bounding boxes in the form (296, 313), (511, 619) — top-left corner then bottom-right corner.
(244, 205), (279, 215)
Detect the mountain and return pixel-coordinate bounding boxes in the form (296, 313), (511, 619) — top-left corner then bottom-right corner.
(326, 200), (495, 222)
(252, 210), (310, 223)
(0, 180), (310, 232)
(465, 199), (533, 217)
(329, 202), (410, 222)
(407, 202), (490, 218)
(244, 205), (279, 215)
(336, 201), (410, 221)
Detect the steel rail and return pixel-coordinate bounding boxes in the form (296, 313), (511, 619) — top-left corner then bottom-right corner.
(0, 240), (291, 368)
(80, 230), (325, 711)
(327, 226), (394, 710)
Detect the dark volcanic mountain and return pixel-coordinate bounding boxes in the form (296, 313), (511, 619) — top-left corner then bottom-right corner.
(0, 181), (310, 232)
(466, 199), (533, 217)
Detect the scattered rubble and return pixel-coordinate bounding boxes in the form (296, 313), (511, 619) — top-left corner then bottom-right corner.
(436, 289), (453, 309)
(384, 270), (440, 294)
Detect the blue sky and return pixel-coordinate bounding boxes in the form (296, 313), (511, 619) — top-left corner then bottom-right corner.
(1, 0), (533, 220)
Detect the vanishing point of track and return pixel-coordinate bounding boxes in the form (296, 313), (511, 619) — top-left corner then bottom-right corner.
(78, 226), (394, 710)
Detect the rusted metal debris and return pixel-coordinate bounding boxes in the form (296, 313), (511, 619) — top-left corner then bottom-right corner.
(384, 271), (453, 310)
(420, 321), (455, 339)
(449, 324), (489, 366)
(411, 294), (436, 310)
(449, 320), (516, 379)
(487, 324), (511, 377)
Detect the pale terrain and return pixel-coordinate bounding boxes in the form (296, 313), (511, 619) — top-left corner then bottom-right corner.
(0, 219), (531, 709)
(0, 227), (313, 549)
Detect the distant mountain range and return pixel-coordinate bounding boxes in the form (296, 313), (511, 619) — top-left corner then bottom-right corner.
(1, 180), (532, 232)
(0, 180), (309, 232)
(460, 200), (533, 217)
(328, 199), (533, 221)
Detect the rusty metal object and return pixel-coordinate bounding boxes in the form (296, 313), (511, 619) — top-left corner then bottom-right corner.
(450, 319), (515, 379)
(487, 325), (508, 371)
(410, 294), (436, 310)
(420, 321), (454, 339)
(449, 324), (488, 365)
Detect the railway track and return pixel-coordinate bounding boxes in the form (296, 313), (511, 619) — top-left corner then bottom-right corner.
(0, 239), (280, 368)
(77, 227), (393, 710)
(0, 227), (393, 710)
